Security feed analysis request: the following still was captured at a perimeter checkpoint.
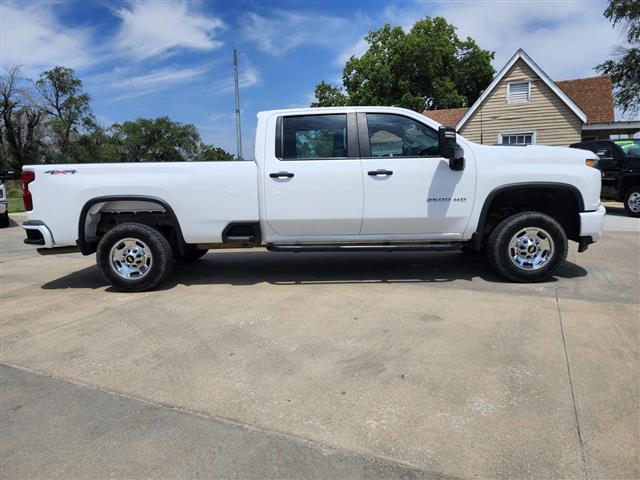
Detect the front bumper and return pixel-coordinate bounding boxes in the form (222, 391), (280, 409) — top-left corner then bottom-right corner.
(23, 220), (55, 248)
(579, 205), (606, 243)
(0, 201), (7, 214)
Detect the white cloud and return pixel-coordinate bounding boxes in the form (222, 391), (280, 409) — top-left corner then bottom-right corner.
(214, 63), (261, 93)
(377, 1), (620, 81)
(436, 1), (619, 80)
(99, 66), (209, 101)
(335, 38), (369, 67)
(0, 2), (93, 73)
(112, 67), (207, 89)
(243, 10), (354, 55)
(113, 1), (224, 60)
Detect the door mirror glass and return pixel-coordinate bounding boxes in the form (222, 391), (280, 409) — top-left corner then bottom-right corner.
(438, 126), (465, 171)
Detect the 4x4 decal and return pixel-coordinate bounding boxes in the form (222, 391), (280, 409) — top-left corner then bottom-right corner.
(44, 169), (77, 175)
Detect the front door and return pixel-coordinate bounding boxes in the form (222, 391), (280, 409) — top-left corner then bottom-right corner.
(359, 113), (475, 237)
(263, 113), (363, 237)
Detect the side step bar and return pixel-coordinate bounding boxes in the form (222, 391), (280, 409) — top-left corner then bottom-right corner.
(266, 243), (462, 253)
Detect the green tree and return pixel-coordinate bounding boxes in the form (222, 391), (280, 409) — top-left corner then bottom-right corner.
(597, 0), (640, 115)
(196, 144), (235, 161)
(35, 66), (93, 161)
(108, 117), (234, 162)
(110, 117), (200, 162)
(312, 17), (495, 112)
(311, 81), (349, 107)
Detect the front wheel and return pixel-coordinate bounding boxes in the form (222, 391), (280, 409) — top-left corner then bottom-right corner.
(96, 223), (174, 292)
(487, 211), (568, 283)
(623, 185), (640, 217)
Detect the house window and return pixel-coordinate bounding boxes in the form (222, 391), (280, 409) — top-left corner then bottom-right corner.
(507, 81), (530, 102)
(499, 131), (536, 145)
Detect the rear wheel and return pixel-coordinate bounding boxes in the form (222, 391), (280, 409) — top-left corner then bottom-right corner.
(623, 185), (640, 217)
(96, 223), (174, 292)
(0, 210), (9, 228)
(487, 211), (567, 283)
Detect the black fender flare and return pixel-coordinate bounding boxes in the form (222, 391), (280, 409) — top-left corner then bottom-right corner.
(77, 195), (186, 255)
(470, 182), (585, 249)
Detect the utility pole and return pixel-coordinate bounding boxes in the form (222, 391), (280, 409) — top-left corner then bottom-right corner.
(233, 49), (243, 160)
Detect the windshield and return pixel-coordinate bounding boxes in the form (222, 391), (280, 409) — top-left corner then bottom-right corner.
(613, 139), (640, 157)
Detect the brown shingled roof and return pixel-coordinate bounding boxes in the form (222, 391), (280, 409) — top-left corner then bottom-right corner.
(555, 76), (614, 124)
(422, 107), (469, 126)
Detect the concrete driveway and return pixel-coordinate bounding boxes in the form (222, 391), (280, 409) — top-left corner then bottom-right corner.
(1, 210), (638, 479)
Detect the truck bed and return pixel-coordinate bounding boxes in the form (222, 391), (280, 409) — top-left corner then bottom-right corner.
(24, 161), (259, 247)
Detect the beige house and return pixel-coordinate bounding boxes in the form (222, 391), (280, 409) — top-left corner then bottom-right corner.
(424, 49), (639, 146)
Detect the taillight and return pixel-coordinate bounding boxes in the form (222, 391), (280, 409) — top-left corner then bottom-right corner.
(21, 171), (35, 211)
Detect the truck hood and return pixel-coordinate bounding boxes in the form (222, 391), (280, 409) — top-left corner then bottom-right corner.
(467, 142), (597, 166)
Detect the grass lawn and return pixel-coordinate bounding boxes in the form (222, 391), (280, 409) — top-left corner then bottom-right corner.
(7, 188), (24, 213)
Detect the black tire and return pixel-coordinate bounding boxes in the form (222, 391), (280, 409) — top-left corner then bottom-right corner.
(96, 223), (174, 292)
(460, 245), (483, 255)
(623, 185), (640, 218)
(487, 211), (568, 283)
(0, 211), (9, 228)
(175, 247), (208, 263)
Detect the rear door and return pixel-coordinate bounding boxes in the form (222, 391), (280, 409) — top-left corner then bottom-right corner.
(263, 113), (363, 236)
(358, 113), (475, 236)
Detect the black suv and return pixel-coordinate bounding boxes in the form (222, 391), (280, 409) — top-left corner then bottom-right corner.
(570, 139), (640, 217)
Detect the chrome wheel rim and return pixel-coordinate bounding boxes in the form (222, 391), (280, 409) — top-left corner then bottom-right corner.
(508, 227), (554, 271)
(110, 238), (152, 279)
(628, 192), (640, 213)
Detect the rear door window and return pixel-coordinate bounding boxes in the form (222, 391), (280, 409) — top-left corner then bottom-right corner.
(281, 114), (347, 160)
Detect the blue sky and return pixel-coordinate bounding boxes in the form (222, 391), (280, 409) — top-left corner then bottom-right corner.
(0, 0), (624, 158)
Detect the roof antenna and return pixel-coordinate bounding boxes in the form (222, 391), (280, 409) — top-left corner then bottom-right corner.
(233, 49), (243, 160)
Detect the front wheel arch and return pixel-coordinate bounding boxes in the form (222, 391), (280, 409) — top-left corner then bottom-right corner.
(472, 183), (583, 249)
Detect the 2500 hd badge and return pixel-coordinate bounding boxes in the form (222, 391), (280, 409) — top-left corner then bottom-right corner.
(427, 197), (467, 202)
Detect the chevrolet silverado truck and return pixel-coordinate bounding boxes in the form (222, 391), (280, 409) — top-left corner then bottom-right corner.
(21, 107), (605, 291)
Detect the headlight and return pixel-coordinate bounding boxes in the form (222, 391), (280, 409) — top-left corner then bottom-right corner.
(585, 158), (598, 168)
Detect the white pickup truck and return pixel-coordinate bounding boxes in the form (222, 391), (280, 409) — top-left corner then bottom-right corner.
(21, 106), (605, 291)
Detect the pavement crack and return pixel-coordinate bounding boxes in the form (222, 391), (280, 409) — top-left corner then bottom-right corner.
(554, 283), (588, 479)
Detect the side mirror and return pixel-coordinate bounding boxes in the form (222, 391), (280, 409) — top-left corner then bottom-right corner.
(438, 126), (465, 171)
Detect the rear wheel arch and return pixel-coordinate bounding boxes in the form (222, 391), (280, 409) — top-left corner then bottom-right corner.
(473, 183), (584, 248)
(78, 195), (186, 255)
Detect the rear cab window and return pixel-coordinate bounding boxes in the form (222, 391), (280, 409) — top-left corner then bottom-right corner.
(278, 114), (348, 160)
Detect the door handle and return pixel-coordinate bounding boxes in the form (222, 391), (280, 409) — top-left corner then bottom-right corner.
(368, 169), (393, 176)
(270, 171), (294, 178)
